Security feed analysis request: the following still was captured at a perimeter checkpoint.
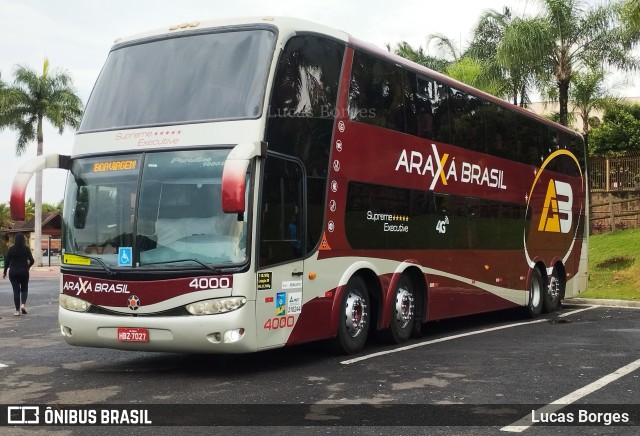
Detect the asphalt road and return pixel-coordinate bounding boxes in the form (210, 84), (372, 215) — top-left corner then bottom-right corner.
(1, 274), (639, 435)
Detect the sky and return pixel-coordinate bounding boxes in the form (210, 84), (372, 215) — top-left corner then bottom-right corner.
(0, 0), (624, 205)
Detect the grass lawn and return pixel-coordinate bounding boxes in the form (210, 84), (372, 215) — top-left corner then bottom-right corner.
(581, 227), (640, 301)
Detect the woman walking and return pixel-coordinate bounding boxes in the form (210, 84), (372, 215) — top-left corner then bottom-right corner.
(2, 233), (35, 316)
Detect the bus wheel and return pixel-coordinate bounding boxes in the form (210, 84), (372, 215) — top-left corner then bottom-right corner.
(385, 276), (415, 344)
(543, 268), (563, 313)
(332, 276), (370, 354)
(526, 268), (544, 318)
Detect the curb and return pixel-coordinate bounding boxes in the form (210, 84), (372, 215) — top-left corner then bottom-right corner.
(565, 298), (640, 308)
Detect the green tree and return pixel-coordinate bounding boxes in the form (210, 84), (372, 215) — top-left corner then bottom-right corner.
(444, 57), (501, 96)
(43, 200), (63, 213)
(25, 198), (35, 222)
(393, 41), (449, 72)
(468, 7), (535, 106)
(621, 0), (640, 30)
(0, 203), (10, 230)
(569, 69), (613, 140)
(588, 102), (640, 155)
(497, 0), (639, 127)
(425, 33), (462, 63)
(394, 10), (530, 103)
(0, 59), (83, 266)
(425, 33), (504, 94)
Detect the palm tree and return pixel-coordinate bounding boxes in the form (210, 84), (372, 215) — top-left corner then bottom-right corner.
(444, 57), (502, 96)
(25, 198), (36, 221)
(394, 34), (503, 94)
(622, 0), (640, 30)
(570, 70), (614, 140)
(425, 33), (462, 63)
(393, 41), (449, 73)
(496, 0), (640, 126)
(0, 59), (83, 266)
(467, 7), (535, 106)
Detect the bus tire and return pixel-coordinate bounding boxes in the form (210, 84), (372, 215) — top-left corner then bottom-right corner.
(526, 268), (544, 318)
(331, 276), (370, 354)
(383, 275), (415, 344)
(543, 268), (563, 313)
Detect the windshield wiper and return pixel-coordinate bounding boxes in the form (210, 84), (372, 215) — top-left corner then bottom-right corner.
(142, 258), (222, 273)
(65, 254), (116, 276)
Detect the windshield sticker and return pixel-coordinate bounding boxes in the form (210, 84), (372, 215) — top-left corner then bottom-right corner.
(118, 247), (133, 267)
(169, 156), (223, 167)
(63, 254), (91, 266)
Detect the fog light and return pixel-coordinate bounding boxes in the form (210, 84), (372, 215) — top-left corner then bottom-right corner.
(223, 328), (245, 343)
(60, 325), (73, 337)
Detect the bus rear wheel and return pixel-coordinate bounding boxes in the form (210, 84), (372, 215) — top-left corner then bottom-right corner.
(543, 268), (563, 313)
(332, 276), (370, 354)
(526, 268), (544, 318)
(383, 276), (415, 344)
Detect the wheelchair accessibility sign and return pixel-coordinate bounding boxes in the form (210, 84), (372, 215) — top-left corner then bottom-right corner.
(118, 247), (132, 267)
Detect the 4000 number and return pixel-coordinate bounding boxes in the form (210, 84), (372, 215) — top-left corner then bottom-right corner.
(188, 277), (231, 290)
(263, 316), (295, 330)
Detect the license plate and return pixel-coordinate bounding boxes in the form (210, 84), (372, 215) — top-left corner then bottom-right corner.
(117, 327), (149, 342)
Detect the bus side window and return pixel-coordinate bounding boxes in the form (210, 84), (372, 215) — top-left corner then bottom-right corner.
(349, 50), (406, 133)
(405, 73), (435, 139)
(259, 155), (304, 267)
(266, 35), (344, 255)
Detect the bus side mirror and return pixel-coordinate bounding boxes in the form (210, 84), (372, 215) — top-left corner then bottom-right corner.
(221, 160), (249, 214)
(221, 142), (266, 214)
(74, 186), (89, 229)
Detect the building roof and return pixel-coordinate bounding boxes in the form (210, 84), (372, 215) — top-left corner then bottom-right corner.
(8, 212), (61, 233)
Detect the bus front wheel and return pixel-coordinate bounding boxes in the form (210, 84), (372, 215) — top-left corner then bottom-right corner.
(332, 276), (370, 354)
(527, 268), (544, 318)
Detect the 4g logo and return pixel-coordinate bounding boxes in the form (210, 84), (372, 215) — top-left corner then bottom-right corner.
(435, 216), (449, 234)
(538, 179), (573, 234)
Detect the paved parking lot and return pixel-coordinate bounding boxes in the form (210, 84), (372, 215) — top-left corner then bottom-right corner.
(0, 276), (638, 435)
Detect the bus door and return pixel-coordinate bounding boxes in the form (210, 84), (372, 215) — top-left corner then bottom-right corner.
(256, 153), (305, 349)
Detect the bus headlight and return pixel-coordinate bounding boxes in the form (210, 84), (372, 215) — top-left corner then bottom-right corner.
(186, 297), (247, 315)
(59, 294), (92, 312)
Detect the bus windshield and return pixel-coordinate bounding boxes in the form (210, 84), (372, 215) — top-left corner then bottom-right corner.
(80, 28), (276, 131)
(62, 149), (248, 269)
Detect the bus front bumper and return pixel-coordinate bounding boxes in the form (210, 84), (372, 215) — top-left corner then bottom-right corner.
(58, 301), (257, 354)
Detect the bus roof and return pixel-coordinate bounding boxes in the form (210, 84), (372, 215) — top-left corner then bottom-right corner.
(112, 16), (349, 46)
(112, 16), (580, 140)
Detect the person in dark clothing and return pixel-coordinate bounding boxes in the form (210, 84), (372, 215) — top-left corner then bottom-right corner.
(2, 233), (35, 316)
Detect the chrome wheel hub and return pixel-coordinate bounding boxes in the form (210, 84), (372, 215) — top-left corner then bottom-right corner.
(548, 276), (560, 300)
(394, 287), (414, 328)
(345, 292), (367, 337)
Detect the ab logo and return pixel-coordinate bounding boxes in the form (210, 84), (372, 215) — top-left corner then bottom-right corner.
(538, 179), (573, 234)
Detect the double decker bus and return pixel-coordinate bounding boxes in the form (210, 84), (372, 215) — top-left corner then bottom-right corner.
(11, 17), (587, 354)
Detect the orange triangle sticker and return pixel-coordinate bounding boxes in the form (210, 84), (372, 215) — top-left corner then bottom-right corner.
(319, 232), (332, 250)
